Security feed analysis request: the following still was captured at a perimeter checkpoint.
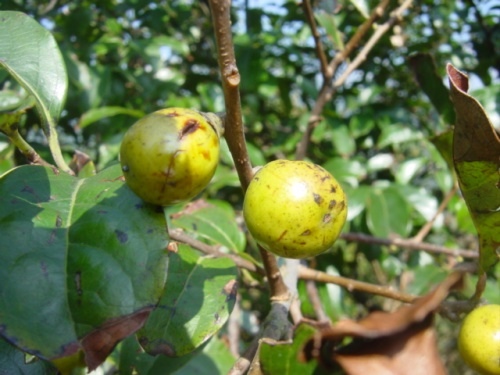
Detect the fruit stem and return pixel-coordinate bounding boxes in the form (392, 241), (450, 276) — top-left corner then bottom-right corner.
(3, 120), (58, 171)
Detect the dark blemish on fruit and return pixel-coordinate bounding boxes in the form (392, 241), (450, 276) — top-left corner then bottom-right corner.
(323, 213), (332, 223)
(330, 185), (337, 193)
(55, 215), (62, 228)
(115, 229), (128, 244)
(179, 119), (200, 139)
(165, 111), (179, 117)
(329, 200), (336, 209)
(320, 175), (329, 182)
(278, 230), (288, 241)
(301, 229), (311, 236)
(121, 165), (130, 172)
(313, 193), (323, 205)
(338, 200), (346, 210)
(201, 149), (211, 160)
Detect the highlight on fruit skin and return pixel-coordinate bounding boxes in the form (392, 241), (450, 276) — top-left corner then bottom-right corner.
(243, 159), (347, 259)
(458, 304), (500, 375)
(119, 107), (221, 206)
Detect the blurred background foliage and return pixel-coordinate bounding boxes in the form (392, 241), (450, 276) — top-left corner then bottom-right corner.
(0, 0), (499, 373)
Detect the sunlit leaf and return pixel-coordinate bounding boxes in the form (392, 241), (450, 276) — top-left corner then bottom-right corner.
(447, 64), (500, 272)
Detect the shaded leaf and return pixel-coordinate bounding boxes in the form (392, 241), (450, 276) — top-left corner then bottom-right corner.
(409, 53), (455, 126)
(0, 11), (70, 172)
(447, 63), (500, 272)
(138, 244), (238, 357)
(302, 272), (464, 374)
(0, 164), (169, 370)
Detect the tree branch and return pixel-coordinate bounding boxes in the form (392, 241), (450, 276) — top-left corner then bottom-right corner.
(341, 232), (478, 259)
(208, 0), (289, 302)
(299, 266), (417, 303)
(333, 0), (414, 88)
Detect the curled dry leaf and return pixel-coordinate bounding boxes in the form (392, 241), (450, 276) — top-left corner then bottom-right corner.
(81, 307), (152, 371)
(302, 272), (464, 375)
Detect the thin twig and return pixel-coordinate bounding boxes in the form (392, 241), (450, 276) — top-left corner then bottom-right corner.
(412, 184), (458, 242)
(328, 0), (390, 76)
(302, 0), (330, 79)
(299, 266), (417, 303)
(333, 0), (414, 88)
(341, 232), (478, 259)
(306, 280), (330, 323)
(295, 0), (391, 160)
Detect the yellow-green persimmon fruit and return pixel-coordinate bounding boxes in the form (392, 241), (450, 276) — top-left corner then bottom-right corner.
(243, 160), (347, 259)
(458, 304), (500, 375)
(120, 108), (222, 206)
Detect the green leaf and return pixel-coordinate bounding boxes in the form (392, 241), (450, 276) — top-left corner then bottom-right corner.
(79, 106), (145, 129)
(447, 64), (500, 272)
(170, 200), (246, 253)
(0, 164), (169, 369)
(138, 244), (238, 357)
(322, 157), (366, 188)
(377, 123), (423, 149)
(366, 186), (411, 238)
(0, 11), (70, 173)
(259, 323), (328, 375)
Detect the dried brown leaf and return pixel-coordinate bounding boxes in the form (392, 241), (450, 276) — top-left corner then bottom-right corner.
(81, 307), (152, 370)
(303, 272), (464, 375)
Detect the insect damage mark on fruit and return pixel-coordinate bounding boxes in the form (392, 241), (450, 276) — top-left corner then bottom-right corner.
(313, 193), (323, 205)
(179, 119), (200, 139)
(328, 200), (336, 209)
(322, 213), (332, 224)
(301, 229), (312, 236)
(278, 230), (288, 241)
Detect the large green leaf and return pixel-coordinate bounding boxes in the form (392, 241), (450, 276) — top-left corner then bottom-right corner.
(0, 11), (70, 173)
(0, 164), (169, 370)
(447, 64), (500, 272)
(138, 244), (237, 357)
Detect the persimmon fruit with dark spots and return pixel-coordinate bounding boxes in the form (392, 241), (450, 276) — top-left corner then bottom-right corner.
(458, 304), (500, 375)
(243, 160), (347, 259)
(120, 108), (222, 206)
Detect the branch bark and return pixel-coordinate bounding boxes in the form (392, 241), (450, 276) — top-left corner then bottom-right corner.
(208, 0), (289, 317)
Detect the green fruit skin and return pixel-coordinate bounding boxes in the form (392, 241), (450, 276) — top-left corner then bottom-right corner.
(458, 304), (500, 375)
(243, 160), (347, 259)
(120, 108), (220, 206)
